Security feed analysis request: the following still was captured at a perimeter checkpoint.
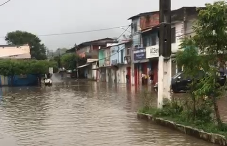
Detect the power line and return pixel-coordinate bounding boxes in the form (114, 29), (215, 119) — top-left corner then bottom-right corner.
(0, 25), (130, 38)
(98, 25), (131, 61)
(117, 25), (131, 40)
(98, 29), (195, 63)
(39, 25), (130, 37)
(0, 0), (11, 7)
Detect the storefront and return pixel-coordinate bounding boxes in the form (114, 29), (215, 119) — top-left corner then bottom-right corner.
(146, 45), (159, 85)
(133, 47), (148, 85)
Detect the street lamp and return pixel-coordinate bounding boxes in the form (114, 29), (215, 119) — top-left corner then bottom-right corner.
(119, 27), (131, 33)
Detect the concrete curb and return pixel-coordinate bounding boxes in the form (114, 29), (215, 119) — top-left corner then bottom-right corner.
(137, 113), (227, 145)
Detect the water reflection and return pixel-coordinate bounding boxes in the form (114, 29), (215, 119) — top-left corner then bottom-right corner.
(0, 82), (218, 146)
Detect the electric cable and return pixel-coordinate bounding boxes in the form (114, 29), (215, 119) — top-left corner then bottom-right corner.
(0, 0), (11, 7)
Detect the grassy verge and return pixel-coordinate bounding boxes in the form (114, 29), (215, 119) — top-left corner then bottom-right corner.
(138, 106), (227, 138)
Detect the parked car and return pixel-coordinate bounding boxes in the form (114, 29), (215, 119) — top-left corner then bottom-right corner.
(66, 69), (77, 78)
(154, 71), (226, 93)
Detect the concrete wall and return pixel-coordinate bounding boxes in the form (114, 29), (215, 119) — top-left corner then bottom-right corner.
(87, 65), (92, 79)
(92, 63), (97, 80)
(104, 48), (111, 66)
(117, 66), (127, 84)
(0, 44), (31, 59)
(77, 46), (91, 58)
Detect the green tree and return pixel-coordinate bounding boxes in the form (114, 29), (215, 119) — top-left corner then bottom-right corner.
(176, 1), (227, 127)
(176, 38), (203, 120)
(60, 53), (78, 70)
(5, 30), (47, 60)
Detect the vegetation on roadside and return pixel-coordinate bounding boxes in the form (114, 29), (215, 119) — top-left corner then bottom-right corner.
(139, 101), (227, 138)
(139, 1), (227, 137)
(60, 53), (78, 70)
(0, 59), (57, 76)
(53, 52), (87, 70)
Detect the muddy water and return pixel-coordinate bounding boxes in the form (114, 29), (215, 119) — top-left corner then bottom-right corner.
(0, 81), (217, 146)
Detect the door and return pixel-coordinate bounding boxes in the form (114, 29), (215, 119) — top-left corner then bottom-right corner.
(114, 70), (117, 83)
(127, 67), (131, 84)
(108, 69), (112, 83)
(142, 63), (148, 85)
(135, 66), (138, 85)
(121, 50), (124, 63)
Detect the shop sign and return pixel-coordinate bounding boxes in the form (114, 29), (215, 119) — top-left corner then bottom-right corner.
(134, 47), (146, 61)
(146, 45), (159, 58)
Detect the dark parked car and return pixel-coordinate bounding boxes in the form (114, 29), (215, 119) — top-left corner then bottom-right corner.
(154, 70), (226, 93)
(66, 69), (77, 78)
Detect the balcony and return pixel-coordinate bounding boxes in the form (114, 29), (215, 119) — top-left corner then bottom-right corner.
(111, 59), (118, 66)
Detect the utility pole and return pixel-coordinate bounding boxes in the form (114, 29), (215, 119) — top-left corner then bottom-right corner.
(158, 0), (172, 108)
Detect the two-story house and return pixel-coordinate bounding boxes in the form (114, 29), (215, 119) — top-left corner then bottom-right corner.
(108, 40), (131, 84)
(75, 38), (116, 80)
(129, 11), (159, 86)
(129, 7), (202, 86)
(97, 40), (132, 84)
(98, 43), (116, 82)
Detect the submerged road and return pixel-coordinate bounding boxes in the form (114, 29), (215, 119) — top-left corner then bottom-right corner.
(0, 79), (219, 146)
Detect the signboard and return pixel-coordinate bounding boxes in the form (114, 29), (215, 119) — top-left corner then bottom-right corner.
(146, 45), (159, 58)
(134, 47), (146, 61)
(49, 67), (54, 74)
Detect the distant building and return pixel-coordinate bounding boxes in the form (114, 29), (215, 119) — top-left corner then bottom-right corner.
(0, 44), (31, 59)
(98, 40), (132, 83)
(73, 38), (117, 80)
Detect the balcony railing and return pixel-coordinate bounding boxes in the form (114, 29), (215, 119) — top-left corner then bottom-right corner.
(111, 59), (118, 65)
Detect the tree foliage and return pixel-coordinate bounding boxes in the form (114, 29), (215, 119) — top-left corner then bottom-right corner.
(176, 1), (227, 127)
(60, 53), (78, 70)
(0, 60), (57, 76)
(5, 31), (47, 60)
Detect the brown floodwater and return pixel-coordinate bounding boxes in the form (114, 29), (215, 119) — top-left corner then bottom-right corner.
(0, 79), (219, 146)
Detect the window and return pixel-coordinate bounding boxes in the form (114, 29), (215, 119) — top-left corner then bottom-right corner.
(143, 35), (157, 47)
(171, 27), (176, 43)
(133, 22), (137, 32)
(151, 35), (156, 45)
(146, 37), (151, 47)
(143, 37), (147, 48)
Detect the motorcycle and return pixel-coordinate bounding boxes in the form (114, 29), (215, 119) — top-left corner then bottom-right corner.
(44, 78), (52, 86)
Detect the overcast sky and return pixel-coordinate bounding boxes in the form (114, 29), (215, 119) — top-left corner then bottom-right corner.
(0, 0), (218, 50)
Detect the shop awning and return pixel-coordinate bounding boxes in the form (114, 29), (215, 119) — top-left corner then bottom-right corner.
(77, 64), (90, 69)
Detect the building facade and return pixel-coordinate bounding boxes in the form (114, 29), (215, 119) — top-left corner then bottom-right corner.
(97, 41), (131, 84)
(129, 7), (201, 86)
(0, 44), (31, 59)
(75, 38), (117, 80)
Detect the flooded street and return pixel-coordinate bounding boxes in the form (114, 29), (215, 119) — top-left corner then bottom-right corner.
(0, 80), (218, 146)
